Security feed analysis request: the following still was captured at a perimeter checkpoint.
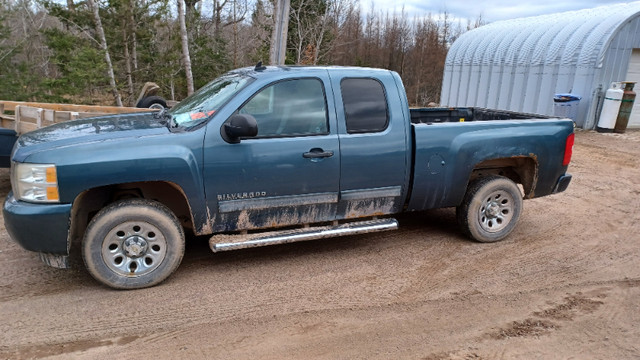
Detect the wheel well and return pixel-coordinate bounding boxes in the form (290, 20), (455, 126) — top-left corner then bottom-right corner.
(468, 156), (538, 198)
(69, 182), (194, 248)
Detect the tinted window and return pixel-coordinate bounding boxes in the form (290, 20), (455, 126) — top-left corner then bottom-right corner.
(239, 78), (328, 137)
(341, 78), (388, 133)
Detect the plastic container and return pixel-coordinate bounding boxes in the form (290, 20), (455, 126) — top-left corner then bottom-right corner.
(553, 93), (582, 125)
(597, 82), (624, 132)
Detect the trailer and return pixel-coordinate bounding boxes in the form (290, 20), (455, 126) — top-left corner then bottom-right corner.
(0, 101), (157, 167)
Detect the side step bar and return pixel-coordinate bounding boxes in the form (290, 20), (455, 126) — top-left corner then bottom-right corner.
(209, 218), (398, 253)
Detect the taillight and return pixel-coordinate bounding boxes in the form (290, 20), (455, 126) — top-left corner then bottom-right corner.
(563, 133), (574, 166)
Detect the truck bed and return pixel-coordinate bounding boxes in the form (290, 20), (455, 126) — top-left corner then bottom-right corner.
(410, 107), (552, 124)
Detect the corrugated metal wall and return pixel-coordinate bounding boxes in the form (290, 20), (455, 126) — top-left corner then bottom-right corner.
(626, 50), (640, 127)
(440, 2), (640, 129)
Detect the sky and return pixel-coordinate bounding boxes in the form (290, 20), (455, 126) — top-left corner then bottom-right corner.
(365, 0), (637, 23)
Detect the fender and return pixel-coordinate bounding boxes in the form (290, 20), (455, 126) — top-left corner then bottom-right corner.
(408, 120), (573, 211)
(23, 131), (210, 233)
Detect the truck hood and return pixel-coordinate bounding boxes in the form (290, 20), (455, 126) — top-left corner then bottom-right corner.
(14, 112), (170, 162)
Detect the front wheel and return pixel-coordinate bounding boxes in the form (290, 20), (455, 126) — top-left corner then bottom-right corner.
(82, 199), (185, 289)
(456, 176), (523, 243)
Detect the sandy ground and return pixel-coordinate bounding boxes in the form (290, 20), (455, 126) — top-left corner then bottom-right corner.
(0, 130), (638, 360)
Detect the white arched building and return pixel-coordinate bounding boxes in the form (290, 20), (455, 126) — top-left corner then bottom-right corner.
(440, 2), (640, 129)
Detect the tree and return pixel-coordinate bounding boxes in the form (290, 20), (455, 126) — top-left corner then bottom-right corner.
(177, 0), (194, 95)
(288, 0), (352, 65)
(87, 0), (122, 105)
(42, 28), (108, 102)
(2, 0), (481, 107)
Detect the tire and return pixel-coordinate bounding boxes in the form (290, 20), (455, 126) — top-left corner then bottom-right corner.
(82, 199), (185, 289)
(136, 95), (167, 110)
(456, 176), (523, 243)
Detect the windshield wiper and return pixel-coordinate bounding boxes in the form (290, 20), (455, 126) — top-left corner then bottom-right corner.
(154, 108), (179, 128)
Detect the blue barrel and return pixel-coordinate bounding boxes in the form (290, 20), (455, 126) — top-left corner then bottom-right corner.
(553, 93), (582, 125)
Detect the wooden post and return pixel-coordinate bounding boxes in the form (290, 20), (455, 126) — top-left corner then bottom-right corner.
(36, 108), (43, 129)
(269, 0), (291, 65)
(0, 103), (5, 128)
(14, 105), (21, 133)
(44, 109), (55, 123)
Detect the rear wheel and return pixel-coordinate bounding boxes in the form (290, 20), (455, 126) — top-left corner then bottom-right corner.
(82, 199), (185, 289)
(456, 176), (523, 242)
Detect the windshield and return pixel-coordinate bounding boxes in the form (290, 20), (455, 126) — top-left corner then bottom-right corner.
(169, 73), (253, 127)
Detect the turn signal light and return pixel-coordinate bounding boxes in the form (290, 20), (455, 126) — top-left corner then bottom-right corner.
(46, 167), (57, 183)
(46, 187), (60, 201)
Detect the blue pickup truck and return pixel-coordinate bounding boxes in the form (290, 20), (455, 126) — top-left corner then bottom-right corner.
(3, 65), (574, 289)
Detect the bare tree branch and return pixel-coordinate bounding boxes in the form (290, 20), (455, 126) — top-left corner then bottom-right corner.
(87, 0), (123, 106)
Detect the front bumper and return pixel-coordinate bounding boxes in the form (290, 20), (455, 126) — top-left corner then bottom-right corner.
(552, 173), (572, 194)
(3, 192), (72, 254)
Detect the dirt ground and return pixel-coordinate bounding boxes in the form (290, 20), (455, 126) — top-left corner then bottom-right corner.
(0, 130), (638, 360)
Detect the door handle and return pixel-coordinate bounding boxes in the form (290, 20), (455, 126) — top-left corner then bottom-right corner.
(303, 148), (334, 159)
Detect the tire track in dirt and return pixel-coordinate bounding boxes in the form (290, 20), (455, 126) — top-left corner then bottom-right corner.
(499, 289), (605, 339)
(0, 231), (429, 351)
(419, 281), (634, 360)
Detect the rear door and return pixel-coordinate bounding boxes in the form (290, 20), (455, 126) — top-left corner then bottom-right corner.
(329, 70), (411, 219)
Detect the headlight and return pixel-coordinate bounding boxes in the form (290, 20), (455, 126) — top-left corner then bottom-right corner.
(11, 163), (60, 203)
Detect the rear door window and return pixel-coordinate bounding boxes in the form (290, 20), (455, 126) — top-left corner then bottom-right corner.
(341, 78), (389, 133)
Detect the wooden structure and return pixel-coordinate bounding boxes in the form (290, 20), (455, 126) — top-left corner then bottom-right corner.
(0, 101), (154, 135)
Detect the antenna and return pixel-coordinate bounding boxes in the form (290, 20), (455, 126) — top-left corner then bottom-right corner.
(255, 61), (267, 71)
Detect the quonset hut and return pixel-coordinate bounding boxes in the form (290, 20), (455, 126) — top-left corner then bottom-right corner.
(440, 2), (640, 129)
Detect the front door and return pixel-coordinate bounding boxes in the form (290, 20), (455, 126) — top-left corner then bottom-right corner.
(203, 75), (340, 232)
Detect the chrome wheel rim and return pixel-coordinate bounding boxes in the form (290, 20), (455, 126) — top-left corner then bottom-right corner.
(478, 190), (515, 233)
(101, 221), (167, 277)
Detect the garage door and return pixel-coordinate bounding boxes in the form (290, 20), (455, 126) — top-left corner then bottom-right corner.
(627, 49), (640, 128)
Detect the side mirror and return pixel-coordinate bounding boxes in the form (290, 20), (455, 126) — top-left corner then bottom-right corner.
(221, 114), (258, 143)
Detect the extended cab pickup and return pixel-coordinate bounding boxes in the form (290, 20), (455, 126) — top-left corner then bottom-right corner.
(3, 66), (574, 289)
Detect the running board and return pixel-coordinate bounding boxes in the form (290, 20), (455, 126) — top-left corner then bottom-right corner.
(209, 218), (398, 253)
